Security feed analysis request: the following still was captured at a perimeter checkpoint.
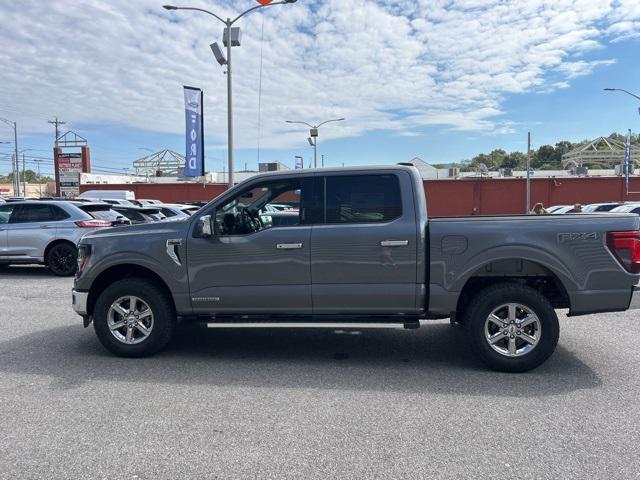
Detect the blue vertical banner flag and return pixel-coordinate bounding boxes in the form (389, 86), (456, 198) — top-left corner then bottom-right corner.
(183, 86), (205, 177)
(625, 129), (631, 193)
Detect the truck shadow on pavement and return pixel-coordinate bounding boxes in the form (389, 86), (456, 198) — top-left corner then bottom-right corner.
(0, 321), (601, 397)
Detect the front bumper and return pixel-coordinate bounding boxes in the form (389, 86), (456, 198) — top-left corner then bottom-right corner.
(630, 286), (640, 310)
(72, 289), (89, 316)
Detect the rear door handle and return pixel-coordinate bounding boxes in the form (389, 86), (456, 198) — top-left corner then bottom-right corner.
(277, 243), (303, 250)
(380, 240), (409, 247)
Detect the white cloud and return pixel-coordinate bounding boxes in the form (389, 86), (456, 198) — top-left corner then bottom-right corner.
(0, 0), (638, 149)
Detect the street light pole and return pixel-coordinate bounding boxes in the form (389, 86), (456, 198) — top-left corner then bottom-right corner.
(604, 88), (640, 181)
(163, 1), (298, 188)
(226, 16), (234, 188)
(285, 118), (345, 168)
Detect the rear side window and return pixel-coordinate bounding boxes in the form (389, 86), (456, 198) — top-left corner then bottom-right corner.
(50, 205), (71, 221)
(324, 174), (402, 224)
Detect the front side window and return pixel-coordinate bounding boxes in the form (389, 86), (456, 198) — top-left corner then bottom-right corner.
(324, 174), (402, 224)
(214, 178), (308, 236)
(10, 204), (57, 223)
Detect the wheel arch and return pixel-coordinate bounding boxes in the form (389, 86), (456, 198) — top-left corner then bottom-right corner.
(454, 258), (571, 323)
(86, 264), (176, 317)
(44, 238), (77, 261)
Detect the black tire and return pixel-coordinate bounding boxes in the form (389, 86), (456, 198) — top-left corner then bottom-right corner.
(45, 242), (77, 276)
(463, 283), (559, 372)
(93, 278), (176, 357)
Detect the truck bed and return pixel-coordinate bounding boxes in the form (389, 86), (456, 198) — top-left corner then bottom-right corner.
(427, 213), (640, 317)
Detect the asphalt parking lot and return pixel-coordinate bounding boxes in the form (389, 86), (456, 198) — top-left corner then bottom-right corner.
(0, 267), (639, 479)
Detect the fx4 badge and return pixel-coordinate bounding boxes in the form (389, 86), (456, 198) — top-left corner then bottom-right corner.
(558, 232), (600, 243)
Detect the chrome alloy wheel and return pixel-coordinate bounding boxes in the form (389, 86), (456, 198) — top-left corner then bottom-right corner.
(484, 303), (541, 357)
(107, 296), (154, 345)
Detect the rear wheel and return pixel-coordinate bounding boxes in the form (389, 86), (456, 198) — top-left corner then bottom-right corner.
(463, 283), (559, 372)
(46, 243), (77, 276)
(93, 278), (175, 357)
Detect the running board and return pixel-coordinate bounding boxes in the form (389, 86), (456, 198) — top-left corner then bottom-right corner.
(206, 321), (420, 330)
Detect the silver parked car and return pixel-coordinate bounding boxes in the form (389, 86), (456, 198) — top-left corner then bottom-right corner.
(0, 201), (115, 276)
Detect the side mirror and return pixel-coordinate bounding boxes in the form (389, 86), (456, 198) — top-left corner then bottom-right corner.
(198, 214), (213, 237)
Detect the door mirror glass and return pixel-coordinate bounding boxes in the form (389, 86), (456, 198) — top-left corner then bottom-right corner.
(197, 215), (213, 237)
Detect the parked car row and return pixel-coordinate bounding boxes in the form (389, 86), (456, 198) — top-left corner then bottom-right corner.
(0, 198), (201, 276)
(548, 202), (640, 214)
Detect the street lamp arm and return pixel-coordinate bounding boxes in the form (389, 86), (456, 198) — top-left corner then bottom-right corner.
(165, 6), (226, 25)
(317, 118), (345, 128)
(285, 120), (314, 128)
(231, 1), (292, 25)
(604, 88), (640, 102)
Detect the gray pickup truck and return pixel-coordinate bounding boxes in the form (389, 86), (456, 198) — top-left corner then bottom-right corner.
(72, 165), (640, 372)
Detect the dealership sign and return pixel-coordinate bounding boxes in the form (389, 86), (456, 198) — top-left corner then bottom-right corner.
(57, 153), (82, 197)
(183, 86), (205, 177)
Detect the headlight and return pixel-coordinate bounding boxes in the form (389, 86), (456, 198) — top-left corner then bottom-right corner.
(77, 244), (92, 277)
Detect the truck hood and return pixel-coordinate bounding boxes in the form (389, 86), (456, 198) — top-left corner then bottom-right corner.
(81, 218), (190, 241)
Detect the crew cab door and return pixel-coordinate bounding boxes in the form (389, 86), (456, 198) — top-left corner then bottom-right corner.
(186, 176), (316, 314)
(311, 171), (418, 314)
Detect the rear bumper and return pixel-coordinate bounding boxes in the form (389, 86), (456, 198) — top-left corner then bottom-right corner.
(72, 289), (89, 316)
(630, 286), (640, 310)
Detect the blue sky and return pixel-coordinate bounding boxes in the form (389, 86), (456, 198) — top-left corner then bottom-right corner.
(1, 0), (639, 176)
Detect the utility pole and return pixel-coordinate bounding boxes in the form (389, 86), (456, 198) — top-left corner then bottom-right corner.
(48, 117), (66, 147)
(322, 154), (325, 168)
(526, 131), (531, 214)
(22, 152), (26, 196)
(1, 118), (20, 197)
(33, 159), (43, 197)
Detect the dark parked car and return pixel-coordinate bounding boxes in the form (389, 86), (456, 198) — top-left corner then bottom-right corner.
(70, 202), (132, 226)
(111, 206), (166, 224)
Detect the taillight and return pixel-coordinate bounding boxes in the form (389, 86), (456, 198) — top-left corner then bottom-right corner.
(75, 220), (112, 228)
(607, 231), (640, 274)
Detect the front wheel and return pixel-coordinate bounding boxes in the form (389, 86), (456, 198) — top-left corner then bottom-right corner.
(463, 283), (559, 372)
(93, 278), (176, 357)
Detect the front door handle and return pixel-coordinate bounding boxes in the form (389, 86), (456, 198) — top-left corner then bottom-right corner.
(277, 243), (303, 250)
(380, 240), (409, 247)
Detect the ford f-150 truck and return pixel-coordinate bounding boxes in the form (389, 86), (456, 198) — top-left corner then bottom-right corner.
(72, 165), (640, 371)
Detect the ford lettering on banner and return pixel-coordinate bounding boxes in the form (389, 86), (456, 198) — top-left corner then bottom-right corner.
(183, 86), (205, 177)
(625, 129), (631, 192)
